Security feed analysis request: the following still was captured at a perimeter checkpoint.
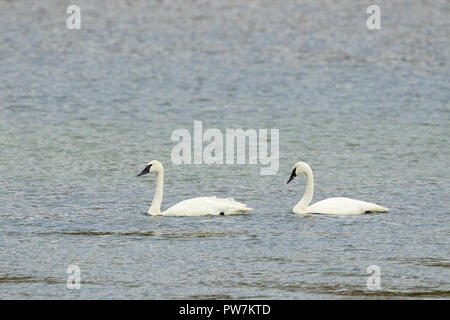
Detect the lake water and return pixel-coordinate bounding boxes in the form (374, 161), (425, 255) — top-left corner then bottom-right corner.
(0, 0), (449, 299)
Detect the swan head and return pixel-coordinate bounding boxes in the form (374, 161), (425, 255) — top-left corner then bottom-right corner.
(287, 161), (311, 184)
(137, 160), (163, 176)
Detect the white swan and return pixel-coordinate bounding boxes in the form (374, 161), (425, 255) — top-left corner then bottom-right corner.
(287, 161), (389, 215)
(137, 160), (253, 216)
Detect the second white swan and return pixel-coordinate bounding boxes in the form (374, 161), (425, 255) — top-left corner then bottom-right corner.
(287, 161), (389, 215)
(137, 160), (253, 216)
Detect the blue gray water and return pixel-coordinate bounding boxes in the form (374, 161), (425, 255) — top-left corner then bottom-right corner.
(0, 0), (449, 299)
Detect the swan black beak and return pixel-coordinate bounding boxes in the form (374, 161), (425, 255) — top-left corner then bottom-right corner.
(287, 168), (297, 184)
(137, 164), (152, 176)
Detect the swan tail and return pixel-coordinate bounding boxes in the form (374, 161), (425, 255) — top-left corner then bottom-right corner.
(213, 197), (248, 207)
(218, 198), (253, 214)
(228, 202), (253, 214)
(228, 206), (252, 215)
(368, 203), (389, 213)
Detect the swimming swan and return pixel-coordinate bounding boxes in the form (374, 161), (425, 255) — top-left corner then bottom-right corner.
(287, 161), (389, 215)
(137, 160), (253, 216)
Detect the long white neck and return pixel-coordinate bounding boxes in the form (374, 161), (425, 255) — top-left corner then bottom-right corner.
(148, 168), (164, 215)
(294, 165), (314, 211)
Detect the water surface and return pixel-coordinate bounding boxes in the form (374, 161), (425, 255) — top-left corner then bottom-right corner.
(0, 0), (449, 299)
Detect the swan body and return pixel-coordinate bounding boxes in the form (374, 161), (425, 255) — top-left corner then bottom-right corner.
(295, 197), (389, 215)
(137, 160), (253, 216)
(287, 161), (389, 215)
(162, 197), (252, 217)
